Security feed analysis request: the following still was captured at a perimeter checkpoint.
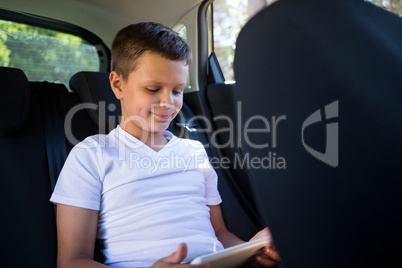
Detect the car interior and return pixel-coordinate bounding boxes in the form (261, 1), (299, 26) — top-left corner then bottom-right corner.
(1, 0), (401, 268)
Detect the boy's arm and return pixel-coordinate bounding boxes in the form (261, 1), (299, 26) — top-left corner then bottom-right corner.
(56, 204), (107, 268)
(208, 204), (245, 248)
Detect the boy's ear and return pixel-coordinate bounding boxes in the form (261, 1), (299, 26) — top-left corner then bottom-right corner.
(110, 71), (123, 100)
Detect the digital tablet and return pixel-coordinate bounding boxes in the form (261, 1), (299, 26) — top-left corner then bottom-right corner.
(190, 236), (272, 268)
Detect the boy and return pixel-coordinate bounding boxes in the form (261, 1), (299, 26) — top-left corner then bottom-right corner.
(50, 22), (279, 268)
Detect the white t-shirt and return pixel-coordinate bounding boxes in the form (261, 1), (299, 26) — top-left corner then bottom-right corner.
(50, 126), (224, 267)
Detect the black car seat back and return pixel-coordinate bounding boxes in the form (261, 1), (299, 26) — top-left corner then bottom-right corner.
(0, 67), (58, 267)
(233, 1), (402, 267)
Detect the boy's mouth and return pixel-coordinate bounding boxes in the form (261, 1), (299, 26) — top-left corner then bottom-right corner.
(151, 106), (178, 121)
(152, 112), (173, 121)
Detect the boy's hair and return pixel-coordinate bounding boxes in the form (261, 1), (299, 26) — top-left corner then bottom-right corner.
(111, 22), (192, 81)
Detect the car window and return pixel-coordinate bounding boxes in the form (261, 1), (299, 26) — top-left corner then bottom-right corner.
(0, 19), (100, 89)
(213, 0), (401, 82)
(173, 23), (192, 91)
(368, 0), (401, 15)
(213, 0), (271, 82)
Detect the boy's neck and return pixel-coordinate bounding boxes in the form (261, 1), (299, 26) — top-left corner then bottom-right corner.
(119, 122), (169, 152)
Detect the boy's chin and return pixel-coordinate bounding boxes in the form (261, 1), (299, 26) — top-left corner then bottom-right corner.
(147, 122), (171, 133)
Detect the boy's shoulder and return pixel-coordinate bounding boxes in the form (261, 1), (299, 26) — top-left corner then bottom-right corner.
(78, 133), (109, 148)
(71, 129), (118, 153)
(67, 135), (105, 160)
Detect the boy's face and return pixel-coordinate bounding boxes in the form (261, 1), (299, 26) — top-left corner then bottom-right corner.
(110, 52), (188, 138)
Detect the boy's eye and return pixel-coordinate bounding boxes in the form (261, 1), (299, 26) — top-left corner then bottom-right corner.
(173, 90), (183, 95)
(146, 88), (159, 93)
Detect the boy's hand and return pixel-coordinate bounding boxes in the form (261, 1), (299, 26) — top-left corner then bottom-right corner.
(254, 246), (281, 267)
(250, 227), (281, 267)
(151, 243), (208, 268)
(250, 227), (271, 241)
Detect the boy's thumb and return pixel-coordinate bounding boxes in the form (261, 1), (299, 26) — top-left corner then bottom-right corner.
(162, 243), (188, 264)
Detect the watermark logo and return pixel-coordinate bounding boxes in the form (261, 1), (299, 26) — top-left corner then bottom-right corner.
(301, 100), (339, 167)
(63, 100), (339, 170)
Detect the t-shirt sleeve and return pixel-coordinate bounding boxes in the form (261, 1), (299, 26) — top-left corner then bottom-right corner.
(200, 147), (222, 206)
(50, 138), (103, 211)
(205, 168), (222, 206)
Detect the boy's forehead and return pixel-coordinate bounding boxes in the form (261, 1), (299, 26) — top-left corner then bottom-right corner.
(134, 52), (188, 70)
(128, 52), (188, 83)
(137, 51), (187, 64)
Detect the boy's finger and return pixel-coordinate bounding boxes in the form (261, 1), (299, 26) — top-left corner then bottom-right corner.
(263, 247), (281, 261)
(161, 243), (188, 264)
(256, 255), (277, 267)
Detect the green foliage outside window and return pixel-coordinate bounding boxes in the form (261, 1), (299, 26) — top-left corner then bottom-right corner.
(0, 20), (99, 88)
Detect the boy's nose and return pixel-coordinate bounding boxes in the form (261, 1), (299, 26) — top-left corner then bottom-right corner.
(159, 91), (174, 107)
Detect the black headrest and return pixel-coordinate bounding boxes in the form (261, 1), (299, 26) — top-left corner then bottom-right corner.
(234, 1), (402, 268)
(69, 71), (121, 131)
(0, 67), (30, 137)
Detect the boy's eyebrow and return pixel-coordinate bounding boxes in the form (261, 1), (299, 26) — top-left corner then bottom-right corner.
(176, 83), (187, 88)
(145, 80), (186, 88)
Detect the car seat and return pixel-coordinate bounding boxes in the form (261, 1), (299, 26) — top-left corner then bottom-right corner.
(233, 0), (402, 267)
